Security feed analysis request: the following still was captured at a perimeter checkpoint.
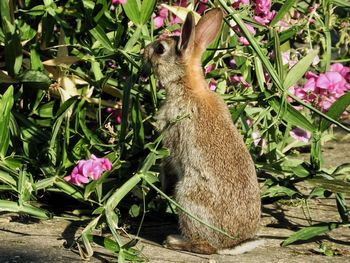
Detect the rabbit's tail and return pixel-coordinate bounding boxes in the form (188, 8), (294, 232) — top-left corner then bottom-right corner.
(217, 239), (265, 255)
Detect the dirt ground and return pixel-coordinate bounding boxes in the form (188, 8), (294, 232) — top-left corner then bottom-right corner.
(0, 130), (349, 263)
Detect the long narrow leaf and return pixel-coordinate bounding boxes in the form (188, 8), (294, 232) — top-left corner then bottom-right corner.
(90, 25), (114, 51)
(281, 222), (347, 246)
(270, 0), (297, 26)
(54, 177), (85, 202)
(319, 92), (350, 132)
(0, 170), (16, 186)
(0, 86), (14, 158)
(123, 0), (141, 25)
(140, 0), (156, 25)
(0, 200), (51, 219)
(308, 178), (350, 194)
(283, 50), (318, 90)
(268, 95), (315, 132)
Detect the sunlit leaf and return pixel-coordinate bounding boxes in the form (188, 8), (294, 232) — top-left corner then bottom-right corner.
(319, 92), (350, 132)
(0, 86), (14, 158)
(161, 4), (201, 23)
(283, 50), (318, 90)
(281, 223), (346, 246)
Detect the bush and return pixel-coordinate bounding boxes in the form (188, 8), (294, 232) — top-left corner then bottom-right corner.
(0, 0), (349, 260)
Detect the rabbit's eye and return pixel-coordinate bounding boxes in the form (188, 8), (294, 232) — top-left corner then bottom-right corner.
(154, 43), (165, 55)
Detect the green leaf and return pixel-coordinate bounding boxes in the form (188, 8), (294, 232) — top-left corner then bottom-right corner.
(1, 0), (12, 27)
(124, 26), (142, 52)
(4, 22), (22, 76)
(266, 26), (299, 48)
(18, 5), (46, 16)
(140, 0), (156, 25)
(307, 178), (350, 194)
(331, 0), (350, 7)
(319, 92), (350, 132)
(78, 108), (104, 151)
(54, 96), (78, 119)
(270, 0), (297, 27)
(30, 47), (44, 71)
(273, 29), (285, 80)
(0, 170), (16, 186)
(88, 235), (120, 252)
(123, 0), (141, 25)
(19, 70), (51, 89)
(54, 177), (85, 202)
(131, 97), (145, 148)
(0, 86), (14, 158)
(335, 193), (348, 223)
(18, 168), (32, 205)
(261, 185), (299, 198)
(89, 25), (114, 51)
(37, 101), (55, 118)
(283, 50), (318, 90)
(35, 177), (55, 190)
(268, 95), (315, 132)
(92, 0), (108, 24)
(129, 204), (140, 217)
(0, 200), (51, 219)
(281, 222), (344, 246)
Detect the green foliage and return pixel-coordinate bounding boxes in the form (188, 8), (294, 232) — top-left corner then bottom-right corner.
(0, 0), (349, 260)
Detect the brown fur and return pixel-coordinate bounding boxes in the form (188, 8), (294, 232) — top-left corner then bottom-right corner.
(143, 8), (260, 254)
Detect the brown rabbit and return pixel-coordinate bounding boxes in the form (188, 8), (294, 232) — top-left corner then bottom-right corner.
(143, 8), (261, 255)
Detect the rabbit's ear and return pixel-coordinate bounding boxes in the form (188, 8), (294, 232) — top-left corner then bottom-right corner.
(178, 11), (195, 54)
(194, 8), (223, 53)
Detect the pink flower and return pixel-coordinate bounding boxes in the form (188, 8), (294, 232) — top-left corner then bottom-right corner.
(64, 155), (112, 186)
(208, 79), (217, 91)
(229, 59), (236, 68)
(255, 0), (272, 16)
(197, 0), (209, 14)
(232, 0), (250, 9)
(316, 72), (347, 96)
(106, 107), (122, 125)
(305, 71), (319, 79)
(253, 10), (276, 25)
(253, 0), (276, 25)
(205, 64), (214, 75)
(233, 23), (256, 35)
(252, 131), (267, 149)
(238, 36), (249, 45)
(290, 128), (311, 143)
(154, 16), (166, 28)
(281, 51), (298, 68)
(290, 64), (350, 112)
(330, 63), (350, 79)
(167, 0), (188, 25)
(112, 0), (127, 5)
(289, 85), (306, 100)
(232, 23), (255, 46)
(230, 75), (250, 88)
(153, 7), (168, 28)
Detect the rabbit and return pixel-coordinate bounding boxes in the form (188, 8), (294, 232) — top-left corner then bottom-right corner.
(143, 8), (261, 255)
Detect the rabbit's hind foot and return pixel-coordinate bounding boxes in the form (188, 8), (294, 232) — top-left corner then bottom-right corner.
(163, 234), (216, 255)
